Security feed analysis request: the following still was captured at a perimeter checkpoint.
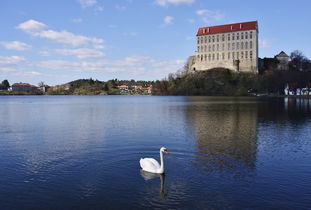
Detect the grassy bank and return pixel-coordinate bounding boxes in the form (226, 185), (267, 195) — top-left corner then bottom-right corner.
(152, 69), (311, 96)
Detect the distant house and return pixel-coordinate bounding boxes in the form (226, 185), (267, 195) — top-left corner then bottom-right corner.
(275, 51), (289, 70)
(258, 51), (290, 73)
(0, 84), (7, 91)
(40, 85), (50, 92)
(12, 83), (35, 91)
(117, 85), (129, 90)
(134, 85), (143, 91)
(147, 85), (153, 94)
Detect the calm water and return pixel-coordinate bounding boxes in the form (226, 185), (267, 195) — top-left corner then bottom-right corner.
(0, 96), (310, 210)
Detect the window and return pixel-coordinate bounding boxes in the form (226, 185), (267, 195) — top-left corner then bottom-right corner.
(232, 52), (235, 59)
(250, 51), (253, 59)
(212, 36), (215, 42)
(208, 36), (211, 43)
(222, 53), (225, 60)
(250, 31), (253, 39)
(245, 51), (248, 59)
(204, 36), (207, 43)
(222, 34), (225, 42)
(250, 41), (253, 49)
(204, 45), (207, 52)
(241, 42), (244, 49)
(212, 54), (215, 60)
(241, 51), (244, 59)
(237, 42), (240, 50)
(228, 43), (230, 50)
(217, 53), (219, 60)
(232, 33), (235, 40)
(197, 46), (200, 52)
(241, 32), (244, 39)
(228, 52), (230, 59)
(228, 34), (230, 41)
(212, 45), (215, 51)
(237, 52), (239, 59)
(197, 55), (200, 59)
(197, 39), (199, 44)
(201, 55), (203, 61)
(245, 42), (248, 49)
(208, 54), (211, 61)
(222, 43), (225, 51)
(201, 46), (203, 52)
(217, 35), (219, 42)
(217, 44), (219, 51)
(232, 43), (235, 50)
(204, 54), (207, 61)
(209, 45), (211, 52)
(245, 32), (248, 39)
(237, 33), (239, 40)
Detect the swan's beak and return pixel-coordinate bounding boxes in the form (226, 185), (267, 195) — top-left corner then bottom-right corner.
(164, 150), (169, 154)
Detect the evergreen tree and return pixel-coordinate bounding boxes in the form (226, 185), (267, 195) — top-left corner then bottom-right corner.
(2, 80), (10, 90)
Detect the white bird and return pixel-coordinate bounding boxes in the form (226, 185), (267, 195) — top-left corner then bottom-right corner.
(140, 147), (169, 174)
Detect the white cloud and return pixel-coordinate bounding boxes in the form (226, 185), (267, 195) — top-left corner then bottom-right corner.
(16, 19), (46, 32)
(72, 18), (83, 23)
(154, 0), (194, 6)
(187, 18), (195, 23)
(54, 48), (105, 59)
(0, 41), (32, 51)
(259, 39), (270, 48)
(35, 30), (103, 47)
(115, 5), (126, 11)
(196, 9), (224, 23)
(186, 36), (195, 40)
(123, 32), (138, 37)
(95, 6), (104, 12)
(17, 19), (104, 47)
(12, 71), (42, 77)
(0, 56), (25, 72)
(163, 16), (174, 25)
(36, 55), (185, 79)
(78, 0), (97, 8)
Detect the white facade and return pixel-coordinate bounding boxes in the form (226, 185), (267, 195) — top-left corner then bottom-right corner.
(189, 22), (259, 73)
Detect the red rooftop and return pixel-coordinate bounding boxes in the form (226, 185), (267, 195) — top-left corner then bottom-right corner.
(197, 21), (258, 36)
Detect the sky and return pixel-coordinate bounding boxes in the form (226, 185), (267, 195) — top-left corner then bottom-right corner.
(0, 0), (311, 85)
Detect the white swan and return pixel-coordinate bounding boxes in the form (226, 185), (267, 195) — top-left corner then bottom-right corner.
(140, 147), (169, 174)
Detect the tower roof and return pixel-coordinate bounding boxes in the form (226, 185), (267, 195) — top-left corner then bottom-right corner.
(276, 51), (289, 57)
(197, 21), (258, 36)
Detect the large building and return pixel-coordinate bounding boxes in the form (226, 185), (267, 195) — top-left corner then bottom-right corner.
(188, 21), (259, 73)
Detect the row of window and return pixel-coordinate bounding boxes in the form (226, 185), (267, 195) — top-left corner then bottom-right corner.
(197, 41), (253, 53)
(197, 51), (254, 62)
(197, 31), (253, 45)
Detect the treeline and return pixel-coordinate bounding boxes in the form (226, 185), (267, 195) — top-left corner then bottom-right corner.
(47, 78), (154, 95)
(152, 69), (311, 96)
(152, 50), (311, 96)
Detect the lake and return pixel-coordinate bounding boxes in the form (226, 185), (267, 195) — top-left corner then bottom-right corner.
(0, 96), (310, 209)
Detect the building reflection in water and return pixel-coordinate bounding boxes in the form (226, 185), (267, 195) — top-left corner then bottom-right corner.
(185, 97), (258, 168)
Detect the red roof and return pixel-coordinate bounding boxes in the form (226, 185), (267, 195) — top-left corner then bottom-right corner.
(12, 83), (31, 87)
(197, 21), (258, 36)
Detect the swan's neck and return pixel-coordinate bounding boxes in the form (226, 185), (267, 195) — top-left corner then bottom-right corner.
(159, 151), (164, 173)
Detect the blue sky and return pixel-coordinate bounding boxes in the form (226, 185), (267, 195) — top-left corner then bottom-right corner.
(0, 0), (310, 85)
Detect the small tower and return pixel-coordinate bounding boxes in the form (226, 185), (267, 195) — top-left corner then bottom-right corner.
(275, 51), (289, 70)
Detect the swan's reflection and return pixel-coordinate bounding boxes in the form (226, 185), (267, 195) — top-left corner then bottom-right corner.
(140, 170), (167, 198)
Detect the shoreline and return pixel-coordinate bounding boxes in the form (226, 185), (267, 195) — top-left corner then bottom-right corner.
(1, 93), (310, 98)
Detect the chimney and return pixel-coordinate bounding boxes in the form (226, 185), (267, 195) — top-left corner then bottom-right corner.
(240, 24), (242, 29)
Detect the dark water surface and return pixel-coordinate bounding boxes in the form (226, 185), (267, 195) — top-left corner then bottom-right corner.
(0, 96), (310, 209)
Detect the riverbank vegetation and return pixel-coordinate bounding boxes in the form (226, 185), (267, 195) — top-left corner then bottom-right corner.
(152, 50), (311, 96)
(152, 69), (311, 96)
